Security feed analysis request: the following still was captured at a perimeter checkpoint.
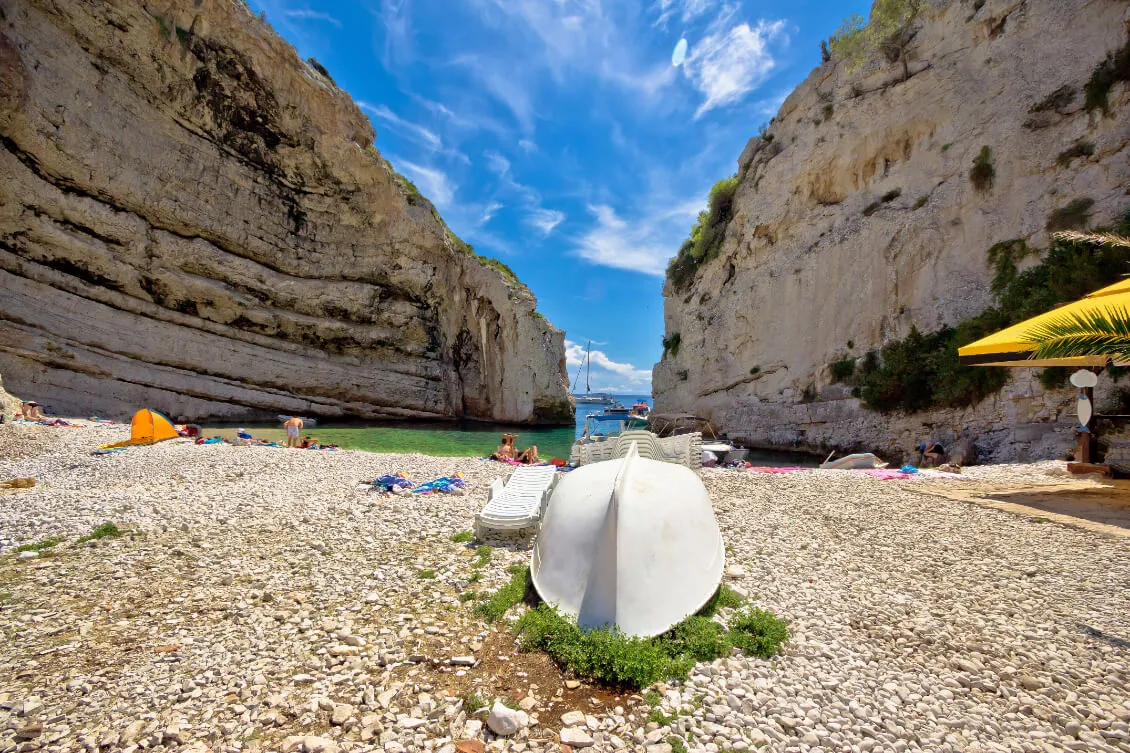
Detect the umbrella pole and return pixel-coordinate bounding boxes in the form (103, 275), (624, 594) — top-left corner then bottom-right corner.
(1081, 385), (1095, 463)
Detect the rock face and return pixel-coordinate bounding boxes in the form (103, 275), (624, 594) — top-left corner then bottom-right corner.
(0, 0), (572, 424)
(654, 0), (1130, 462)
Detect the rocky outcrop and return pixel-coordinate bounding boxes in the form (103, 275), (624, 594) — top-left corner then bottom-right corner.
(0, 371), (21, 419)
(0, 0), (572, 424)
(654, 0), (1130, 463)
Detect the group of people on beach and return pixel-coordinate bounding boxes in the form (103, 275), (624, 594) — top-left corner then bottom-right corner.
(490, 432), (540, 464)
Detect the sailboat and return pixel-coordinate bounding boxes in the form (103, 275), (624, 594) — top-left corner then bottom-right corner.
(571, 340), (615, 405)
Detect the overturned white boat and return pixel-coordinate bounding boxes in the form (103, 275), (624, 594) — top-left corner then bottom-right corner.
(531, 443), (725, 638)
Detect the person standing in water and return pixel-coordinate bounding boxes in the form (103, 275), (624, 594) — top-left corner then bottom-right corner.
(283, 416), (304, 448)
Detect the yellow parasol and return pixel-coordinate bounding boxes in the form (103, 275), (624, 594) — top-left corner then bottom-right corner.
(958, 284), (1130, 367)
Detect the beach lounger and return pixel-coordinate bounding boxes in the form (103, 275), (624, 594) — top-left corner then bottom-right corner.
(570, 430), (703, 470)
(474, 466), (558, 535)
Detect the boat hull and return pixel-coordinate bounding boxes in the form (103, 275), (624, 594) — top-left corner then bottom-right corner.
(531, 444), (725, 637)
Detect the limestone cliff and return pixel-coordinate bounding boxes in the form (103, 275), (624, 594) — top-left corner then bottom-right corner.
(0, 0), (573, 424)
(654, 0), (1130, 462)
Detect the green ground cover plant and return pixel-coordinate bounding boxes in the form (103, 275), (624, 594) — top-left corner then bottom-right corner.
(475, 568), (787, 688)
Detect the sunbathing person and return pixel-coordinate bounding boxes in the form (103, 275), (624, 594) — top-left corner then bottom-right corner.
(490, 433), (516, 461)
(516, 443), (539, 464)
(21, 401), (43, 420)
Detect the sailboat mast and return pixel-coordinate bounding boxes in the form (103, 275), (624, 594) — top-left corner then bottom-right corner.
(586, 340), (592, 393)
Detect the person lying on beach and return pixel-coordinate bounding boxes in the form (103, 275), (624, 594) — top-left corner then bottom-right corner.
(299, 435), (320, 449)
(283, 416), (303, 448)
(516, 444), (539, 464)
(21, 401), (43, 420)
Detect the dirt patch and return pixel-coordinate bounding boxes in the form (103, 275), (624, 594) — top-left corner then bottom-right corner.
(392, 623), (645, 734)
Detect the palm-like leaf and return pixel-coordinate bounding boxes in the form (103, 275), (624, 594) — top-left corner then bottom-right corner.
(1021, 306), (1130, 361)
(1053, 230), (1130, 249)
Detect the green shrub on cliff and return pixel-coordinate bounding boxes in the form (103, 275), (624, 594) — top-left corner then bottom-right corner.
(828, 0), (923, 80)
(667, 176), (740, 289)
(832, 213), (1130, 413)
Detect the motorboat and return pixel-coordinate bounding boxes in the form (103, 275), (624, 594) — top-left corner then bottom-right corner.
(531, 443), (725, 637)
(628, 402), (650, 420)
(578, 411), (648, 441)
(819, 452), (887, 470)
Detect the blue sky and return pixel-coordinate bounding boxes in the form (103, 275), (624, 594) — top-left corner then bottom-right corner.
(247, 0), (867, 394)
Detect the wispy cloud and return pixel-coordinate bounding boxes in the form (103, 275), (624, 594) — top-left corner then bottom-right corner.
(518, 139), (537, 154)
(358, 102), (441, 150)
(394, 159), (455, 209)
(572, 201), (701, 277)
(653, 0), (718, 29)
(480, 201), (503, 225)
(283, 8), (342, 27)
(684, 18), (787, 117)
(527, 208), (566, 236)
(484, 151), (511, 176)
(566, 340), (652, 390)
(377, 0), (414, 70)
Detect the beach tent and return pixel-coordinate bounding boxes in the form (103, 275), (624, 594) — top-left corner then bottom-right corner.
(531, 443), (724, 638)
(101, 409), (180, 449)
(958, 281), (1130, 367)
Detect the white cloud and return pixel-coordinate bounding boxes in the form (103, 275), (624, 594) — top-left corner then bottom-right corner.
(484, 151), (511, 176)
(357, 102), (441, 150)
(527, 208), (566, 236)
(394, 159), (455, 209)
(653, 0), (718, 28)
(283, 8), (342, 26)
(566, 340), (652, 390)
(377, 0), (414, 70)
(518, 139), (537, 153)
(480, 201), (503, 225)
(684, 19), (786, 117)
(572, 201), (701, 277)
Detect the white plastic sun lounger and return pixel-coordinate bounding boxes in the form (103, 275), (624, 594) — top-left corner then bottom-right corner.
(570, 430), (703, 470)
(474, 465), (559, 535)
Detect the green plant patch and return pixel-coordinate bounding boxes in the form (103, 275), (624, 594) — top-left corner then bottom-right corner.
(1046, 198), (1095, 232)
(1056, 141), (1095, 167)
(475, 545), (493, 567)
(418, 569), (437, 579)
(838, 213), (1130, 413)
(830, 357), (857, 382)
(696, 584), (744, 617)
(76, 522), (124, 543)
(969, 146), (994, 193)
(473, 565), (532, 623)
(663, 332), (682, 359)
(450, 530), (474, 544)
(667, 176), (740, 290)
(14, 536), (63, 554)
(514, 602), (787, 689)
(1084, 38), (1130, 114)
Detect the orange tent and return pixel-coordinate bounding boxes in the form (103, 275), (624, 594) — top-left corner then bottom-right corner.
(102, 409), (180, 449)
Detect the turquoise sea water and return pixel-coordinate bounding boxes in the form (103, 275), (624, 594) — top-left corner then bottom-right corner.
(209, 395), (653, 460)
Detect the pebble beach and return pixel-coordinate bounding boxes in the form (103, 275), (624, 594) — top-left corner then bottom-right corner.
(1, 421), (1129, 753)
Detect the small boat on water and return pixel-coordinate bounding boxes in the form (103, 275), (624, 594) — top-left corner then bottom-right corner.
(820, 452), (886, 470)
(628, 402), (650, 420)
(570, 340), (616, 405)
(531, 443), (725, 638)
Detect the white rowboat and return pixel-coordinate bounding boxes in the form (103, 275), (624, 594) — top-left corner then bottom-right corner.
(531, 443), (725, 638)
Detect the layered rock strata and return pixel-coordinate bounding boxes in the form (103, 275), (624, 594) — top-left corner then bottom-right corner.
(0, 0), (572, 423)
(654, 0), (1130, 462)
